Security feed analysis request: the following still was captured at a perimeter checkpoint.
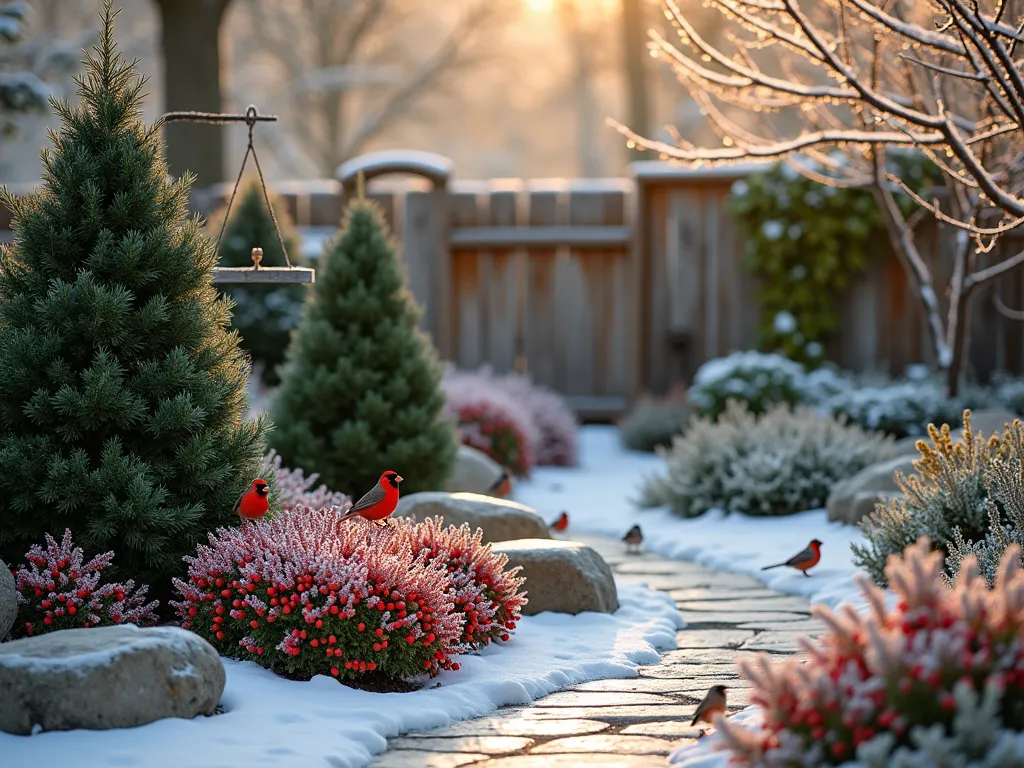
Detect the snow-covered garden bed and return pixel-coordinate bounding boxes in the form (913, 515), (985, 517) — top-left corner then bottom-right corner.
(0, 581), (680, 768)
(516, 425), (870, 611)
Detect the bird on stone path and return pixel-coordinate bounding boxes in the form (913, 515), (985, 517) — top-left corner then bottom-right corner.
(550, 511), (569, 532)
(339, 471), (403, 527)
(488, 469), (512, 497)
(234, 479), (271, 521)
(623, 524), (643, 554)
(761, 539), (822, 577)
(691, 684), (728, 735)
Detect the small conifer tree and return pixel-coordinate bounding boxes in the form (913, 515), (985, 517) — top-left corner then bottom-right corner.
(269, 198), (457, 497)
(0, 3), (268, 599)
(207, 178), (308, 386)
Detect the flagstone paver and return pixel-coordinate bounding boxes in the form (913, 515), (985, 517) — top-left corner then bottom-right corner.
(368, 533), (825, 768)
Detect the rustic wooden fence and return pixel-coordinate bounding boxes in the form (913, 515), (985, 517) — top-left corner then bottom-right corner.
(7, 150), (1024, 417)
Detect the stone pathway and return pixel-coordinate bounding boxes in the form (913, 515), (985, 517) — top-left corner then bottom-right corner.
(370, 534), (826, 768)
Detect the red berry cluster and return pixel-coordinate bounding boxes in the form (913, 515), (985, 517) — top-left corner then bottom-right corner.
(12, 529), (158, 638)
(456, 403), (532, 477)
(387, 517), (526, 649)
(718, 538), (1024, 766)
(172, 509), (469, 684)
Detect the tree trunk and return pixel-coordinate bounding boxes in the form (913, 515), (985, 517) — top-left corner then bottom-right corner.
(154, 0), (232, 187)
(621, 0), (649, 164)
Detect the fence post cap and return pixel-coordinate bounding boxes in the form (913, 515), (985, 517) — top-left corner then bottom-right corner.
(337, 150), (454, 190)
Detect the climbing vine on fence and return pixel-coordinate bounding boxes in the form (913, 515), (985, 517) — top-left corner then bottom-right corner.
(729, 156), (939, 367)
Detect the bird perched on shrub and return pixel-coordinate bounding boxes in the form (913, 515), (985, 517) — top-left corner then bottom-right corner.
(234, 479), (271, 521)
(761, 539), (822, 577)
(488, 469), (512, 497)
(691, 684), (727, 734)
(340, 471), (403, 526)
(623, 524), (643, 554)
(550, 511), (569, 532)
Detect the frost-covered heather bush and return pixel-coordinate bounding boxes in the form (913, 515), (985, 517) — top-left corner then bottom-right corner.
(261, 450), (351, 513)
(687, 351), (823, 419)
(441, 365), (577, 467)
(12, 530), (158, 638)
(388, 517), (526, 649)
(853, 411), (1022, 587)
(441, 369), (539, 476)
(618, 395), (693, 452)
(639, 402), (892, 517)
(172, 509), (465, 685)
(487, 370), (578, 466)
(709, 538), (1024, 767)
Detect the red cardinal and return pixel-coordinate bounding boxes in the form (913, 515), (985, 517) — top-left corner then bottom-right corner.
(761, 539), (822, 577)
(234, 479), (271, 521)
(549, 511), (569, 532)
(487, 470), (512, 497)
(340, 471), (403, 526)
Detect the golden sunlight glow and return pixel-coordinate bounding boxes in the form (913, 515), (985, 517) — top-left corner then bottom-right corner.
(522, 0), (556, 11)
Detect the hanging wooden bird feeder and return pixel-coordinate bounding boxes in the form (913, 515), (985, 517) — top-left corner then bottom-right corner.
(162, 105), (315, 285)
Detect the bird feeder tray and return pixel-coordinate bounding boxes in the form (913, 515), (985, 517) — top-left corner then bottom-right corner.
(212, 266), (315, 284)
(163, 105), (316, 287)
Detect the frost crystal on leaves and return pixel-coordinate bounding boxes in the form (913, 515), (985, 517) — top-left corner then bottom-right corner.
(171, 510), (522, 683)
(385, 516), (526, 649)
(13, 529), (158, 637)
(638, 401), (892, 518)
(706, 538), (1024, 767)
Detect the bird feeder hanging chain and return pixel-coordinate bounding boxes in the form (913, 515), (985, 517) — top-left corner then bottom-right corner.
(163, 105), (293, 269)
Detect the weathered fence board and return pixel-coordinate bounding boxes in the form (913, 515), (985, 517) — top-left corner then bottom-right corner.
(8, 154), (1024, 418)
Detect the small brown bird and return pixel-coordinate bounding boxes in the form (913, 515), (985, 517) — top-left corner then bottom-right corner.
(761, 539), (823, 577)
(550, 511), (569, 532)
(487, 469), (512, 497)
(690, 684), (727, 734)
(623, 524), (643, 554)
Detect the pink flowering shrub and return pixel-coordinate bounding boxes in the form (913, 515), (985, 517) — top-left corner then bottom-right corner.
(261, 450), (351, 513)
(441, 368), (538, 476)
(712, 537), (1024, 766)
(387, 517), (526, 649)
(487, 369), (578, 467)
(12, 529), (159, 638)
(172, 509), (469, 684)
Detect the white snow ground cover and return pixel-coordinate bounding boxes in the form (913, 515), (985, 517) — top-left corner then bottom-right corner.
(516, 425), (870, 612)
(515, 425), (880, 768)
(0, 582), (680, 768)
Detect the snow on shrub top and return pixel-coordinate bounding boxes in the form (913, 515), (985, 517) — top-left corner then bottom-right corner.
(709, 537), (1024, 767)
(13, 529), (158, 638)
(639, 401), (893, 517)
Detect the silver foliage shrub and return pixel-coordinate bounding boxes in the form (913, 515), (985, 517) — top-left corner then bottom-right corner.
(638, 401), (893, 517)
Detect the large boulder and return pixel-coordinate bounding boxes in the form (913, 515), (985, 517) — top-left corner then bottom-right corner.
(395, 492), (551, 543)
(0, 559), (16, 640)
(827, 454), (918, 525)
(444, 445), (508, 496)
(0, 624), (225, 734)
(493, 539), (618, 615)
